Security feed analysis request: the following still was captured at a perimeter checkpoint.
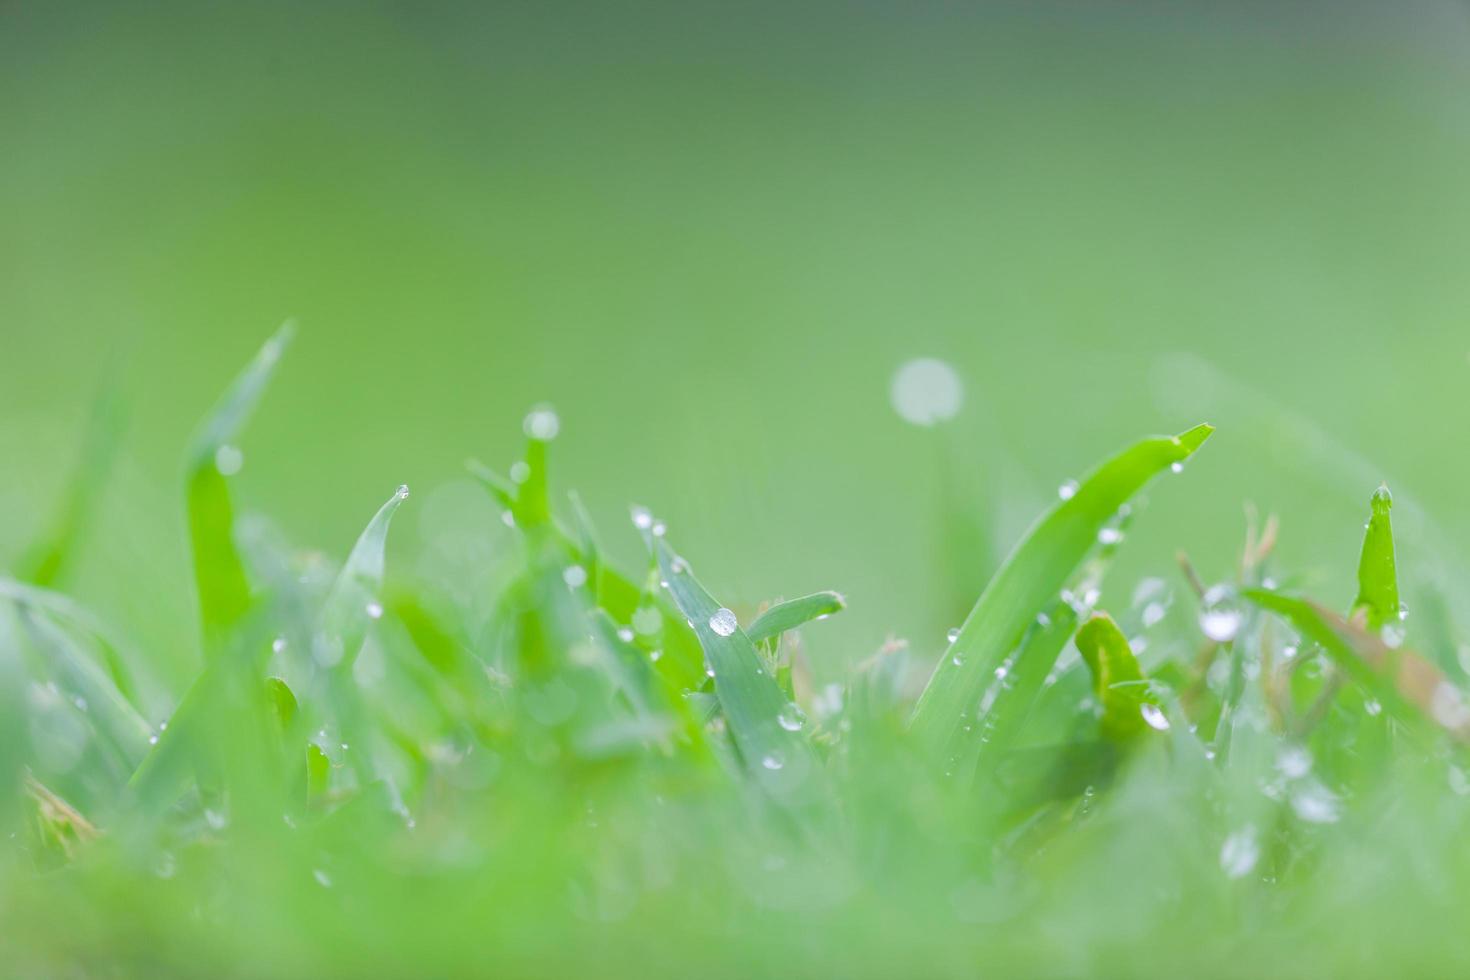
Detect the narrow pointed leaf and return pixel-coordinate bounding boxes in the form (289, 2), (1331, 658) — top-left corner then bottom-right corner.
(187, 322), (294, 652)
(1352, 484), (1399, 631)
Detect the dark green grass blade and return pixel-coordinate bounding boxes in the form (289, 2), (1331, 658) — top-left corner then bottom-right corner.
(187, 322), (294, 653)
(18, 378), (126, 588)
(746, 591), (846, 645)
(1075, 612), (1162, 742)
(1245, 589), (1470, 741)
(649, 537), (826, 815)
(909, 423), (1213, 764)
(1352, 485), (1399, 631)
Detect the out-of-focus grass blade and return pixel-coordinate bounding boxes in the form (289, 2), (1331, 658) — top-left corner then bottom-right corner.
(909, 423), (1213, 764)
(316, 486), (409, 671)
(1245, 589), (1470, 741)
(0, 579), (142, 709)
(187, 322), (294, 653)
(1352, 485), (1399, 632)
(0, 609), (29, 829)
(19, 378), (126, 588)
(465, 459), (516, 512)
(746, 592), (846, 646)
(649, 536), (826, 815)
(1075, 612), (1162, 742)
(974, 600), (1078, 770)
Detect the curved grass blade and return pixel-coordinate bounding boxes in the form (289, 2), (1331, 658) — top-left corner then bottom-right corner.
(1075, 612), (1161, 742)
(0, 578), (143, 709)
(648, 536), (826, 816)
(316, 485), (409, 671)
(746, 591), (846, 646)
(1245, 589), (1470, 741)
(187, 322), (294, 654)
(909, 423), (1213, 763)
(1352, 484), (1399, 631)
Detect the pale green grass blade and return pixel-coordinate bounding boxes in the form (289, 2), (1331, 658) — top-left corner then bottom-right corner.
(0, 579), (142, 710)
(187, 322), (294, 653)
(316, 486), (409, 671)
(1352, 485), (1399, 631)
(746, 591), (846, 645)
(909, 423), (1213, 764)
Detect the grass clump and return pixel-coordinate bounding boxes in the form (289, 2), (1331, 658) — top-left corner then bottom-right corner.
(3, 330), (1470, 978)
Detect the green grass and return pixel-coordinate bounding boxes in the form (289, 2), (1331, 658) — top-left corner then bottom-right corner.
(5, 332), (1470, 978)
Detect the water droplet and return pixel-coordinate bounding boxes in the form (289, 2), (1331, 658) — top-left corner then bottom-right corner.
(616, 627), (635, 644)
(1142, 602), (1167, 628)
(1431, 681), (1470, 731)
(709, 608), (738, 636)
(1097, 527), (1124, 546)
(1199, 604), (1242, 644)
(214, 445), (244, 476)
(563, 565), (588, 588)
(1290, 781), (1340, 824)
(205, 808), (228, 831)
(365, 601), (384, 620)
(1380, 622), (1406, 649)
(1140, 703), (1170, 731)
(994, 665), (1008, 680)
(158, 721), (168, 731)
(890, 358), (963, 427)
(946, 628), (961, 644)
(1058, 480), (1079, 501)
(313, 869), (333, 888)
(149, 734), (159, 745)
(760, 753), (785, 770)
(651, 521), (667, 537)
(500, 511), (516, 528)
(649, 649), (662, 662)
(395, 484), (410, 500)
(509, 461), (531, 484)
(73, 696), (87, 711)
(777, 705), (806, 731)
(1276, 745), (1312, 779)
(630, 506), (653, 530)
(951, 654), (964, 666)
(632, 607), (662, 635)
(1170, 461), (1185, 475)
(523, 405), (560, 441)
(1364, 698), (1382, 717)
(1220, 827), (1260, 879)
(272, 637), (288, 654)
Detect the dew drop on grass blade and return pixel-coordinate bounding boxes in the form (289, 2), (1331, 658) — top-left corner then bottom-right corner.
(909, 424), (1212, 765)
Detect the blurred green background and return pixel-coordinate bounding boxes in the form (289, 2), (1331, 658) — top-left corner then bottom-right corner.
(6, 0), (1470, 690)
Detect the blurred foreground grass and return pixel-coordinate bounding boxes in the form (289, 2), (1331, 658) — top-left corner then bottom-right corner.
(5, 331), (1470, 978)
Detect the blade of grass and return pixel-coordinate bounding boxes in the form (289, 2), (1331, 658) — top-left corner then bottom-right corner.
(648, 535), (827, 816)
(1075, 612), (1162, 742)
(1352, 485), (1399, 631)
(909, 423), (1213, 765)
(746, 591), (846, 645)
(187, 322), (294, 654)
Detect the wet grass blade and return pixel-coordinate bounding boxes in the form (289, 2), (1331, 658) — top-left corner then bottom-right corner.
(187, 322), (294, 653)
(746, 591), (846, 645)
(1352, 485), (1399, 631)
(1245, 589), (1470, 741)
(909, 424), (1213, 764)
(649, 535), (826, 816)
